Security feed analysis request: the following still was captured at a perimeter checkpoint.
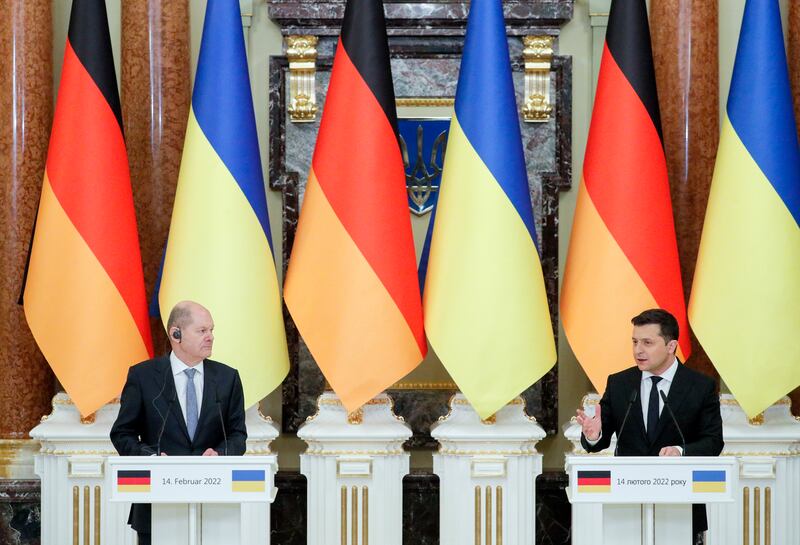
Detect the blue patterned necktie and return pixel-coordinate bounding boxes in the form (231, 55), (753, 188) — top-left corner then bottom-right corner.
(646, 376), (662, 443)
(185, 368), (198, 440)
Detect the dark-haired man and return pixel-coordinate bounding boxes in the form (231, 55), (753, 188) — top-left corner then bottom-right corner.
(575, 308), (723, 543)
(110, 301), (247, 545)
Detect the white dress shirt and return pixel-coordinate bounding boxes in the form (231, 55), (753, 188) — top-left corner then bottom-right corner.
(170, 352), (204, 423)
(641, 357), (678, 431)
(585, 358), (682, 452)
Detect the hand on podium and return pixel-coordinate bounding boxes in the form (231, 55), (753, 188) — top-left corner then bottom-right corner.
(576, 405), (602, 441)
(202, 448), (219, 456)
(659, 446), (681, 456)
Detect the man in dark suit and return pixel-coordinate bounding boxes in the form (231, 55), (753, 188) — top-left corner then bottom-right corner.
(576, 308), (723, 544)
(110, 301), (247, 545)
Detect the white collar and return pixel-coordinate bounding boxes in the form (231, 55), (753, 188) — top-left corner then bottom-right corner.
(642, 357), (678, 383)
(170, 352), (204, 376)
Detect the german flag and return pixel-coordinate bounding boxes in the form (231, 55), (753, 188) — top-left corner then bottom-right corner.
(117, 470), (151, 493)
(284, 0), (426, 412)
(561, 0), (690, 392)
(23, 0), (153, 416)
(577, 470), (612, 493)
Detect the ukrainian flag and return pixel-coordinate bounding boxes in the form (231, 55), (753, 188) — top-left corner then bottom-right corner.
(159, 0), (289, 407)
(692, 471), (726, 494)
(689, 0), (800, 418)
(423, 0), (556, 418)
(231, 470), (266, 493)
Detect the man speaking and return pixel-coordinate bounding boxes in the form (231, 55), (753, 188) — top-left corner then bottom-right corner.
(575, 308), (723, 542)
(110, 300), (247, 545)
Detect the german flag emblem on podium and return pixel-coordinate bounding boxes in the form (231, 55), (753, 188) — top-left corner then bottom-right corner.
(117, 470), (151, 493)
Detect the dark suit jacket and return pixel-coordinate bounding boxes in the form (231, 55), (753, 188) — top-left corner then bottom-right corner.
(580, 364), (724, 532)
(110, 355), (247, 533)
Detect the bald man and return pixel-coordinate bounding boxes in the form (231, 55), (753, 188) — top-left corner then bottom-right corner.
(110, 301), (247, 545)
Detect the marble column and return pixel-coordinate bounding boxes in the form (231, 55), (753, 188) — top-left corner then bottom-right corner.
(121, 0), (191, 356)
(0, 0), (55, 476)
(650, 0), (719, 381)
(786, 3), (800, 414)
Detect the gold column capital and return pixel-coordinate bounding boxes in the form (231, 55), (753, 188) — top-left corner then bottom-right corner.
(522, 35), (555, 122)
(286, 35), (319, 123)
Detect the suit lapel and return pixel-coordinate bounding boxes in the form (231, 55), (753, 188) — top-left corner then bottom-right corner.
(156, 356), (191, 443)
(626, 370), (648, 444)
(195, 360), (217, 443)
(652, 363), (690, 444)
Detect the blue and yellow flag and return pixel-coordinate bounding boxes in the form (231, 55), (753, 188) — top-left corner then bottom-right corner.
(689, 0), (800, 418)
(159, 0), (289, 407)
(423, 0), (556, 418)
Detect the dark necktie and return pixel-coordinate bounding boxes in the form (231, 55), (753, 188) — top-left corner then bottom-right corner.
(646, 376), (663, 443)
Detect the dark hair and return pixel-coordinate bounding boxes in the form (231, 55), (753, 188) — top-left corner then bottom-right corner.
(631, 309), (679, 343)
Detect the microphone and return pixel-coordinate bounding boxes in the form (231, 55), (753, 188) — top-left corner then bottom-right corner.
(614, 389), (639, 456)
(215, 389), (228, 456)
(660, 390), (686, 455)
(150, 368), (171, 455)
(156, 389), (177, 456)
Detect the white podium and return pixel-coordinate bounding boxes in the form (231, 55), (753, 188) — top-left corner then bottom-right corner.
(106, 455), (277, 545)
(566, 456), (737, 545)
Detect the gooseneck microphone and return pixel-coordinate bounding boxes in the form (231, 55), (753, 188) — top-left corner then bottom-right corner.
(156, 390), (177, 456)
(150, 367), (172, 455)
(614, 389), (639, 456)
(660, 390), (686, 455)
(215, 389), (228, 456)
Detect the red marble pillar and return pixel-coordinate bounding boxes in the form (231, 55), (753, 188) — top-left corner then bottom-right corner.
(121, 0), (191, 356)
(0, 0), (55, 445)
(786, 3), (800, 414)
(650, 0), (719, 381)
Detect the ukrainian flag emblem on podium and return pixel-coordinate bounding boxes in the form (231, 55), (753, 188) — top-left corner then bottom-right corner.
(232, 470), (266, 493)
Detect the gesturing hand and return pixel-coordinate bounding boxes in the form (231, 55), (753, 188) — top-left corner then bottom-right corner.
(576, 405), (602, 441)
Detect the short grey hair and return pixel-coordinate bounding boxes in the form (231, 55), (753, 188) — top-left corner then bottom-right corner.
(166, 302), (193, 332)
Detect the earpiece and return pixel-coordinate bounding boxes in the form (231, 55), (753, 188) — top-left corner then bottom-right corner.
(172, 328), (182, 341)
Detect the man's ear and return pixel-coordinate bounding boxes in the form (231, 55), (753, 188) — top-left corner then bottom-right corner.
(668, 339), (678, 355)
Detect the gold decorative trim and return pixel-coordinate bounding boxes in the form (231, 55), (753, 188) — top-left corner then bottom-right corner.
(474, 486), (481, 545)
(256, 405), (274, 424)
(754, 486), (761, 545)
(438, 447), (538, 456)
(496, 486), (503, 545)
(245, 447), (273, 455)
(94, 486), (100, 545)
(42, 449), (118, 456)
(485, 485), (492, 545)
(481, 415), (497, 425)
(362, 486), (368, 545)
(748, 413), (765, 426)
(80, 413), (96, 425)
(341, 486), (347, 545)
(388, 381), (458, 390)
(721, 397), (791, 407)
(286, 35), (318, 122)
(319, 397), (393, 408)
(744, 487), (750, 545)
(73, 486), (79, 545)
(580, 394), (600, 407)
(396, 97), (454, 108)
(765, 486), (771, 545)
(347, 408), (364, 425)
(522, 35), (554, 122)
(305, 448), (405, 456)
(83, 485), (90, 545)
(351, 486), (358, 545)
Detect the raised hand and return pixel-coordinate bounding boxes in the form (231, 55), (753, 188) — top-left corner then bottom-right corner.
(576, 404), (602, 441)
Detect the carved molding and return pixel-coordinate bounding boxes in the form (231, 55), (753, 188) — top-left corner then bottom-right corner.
(522, 35), (554, 122)
(286, 35), (319, 122)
